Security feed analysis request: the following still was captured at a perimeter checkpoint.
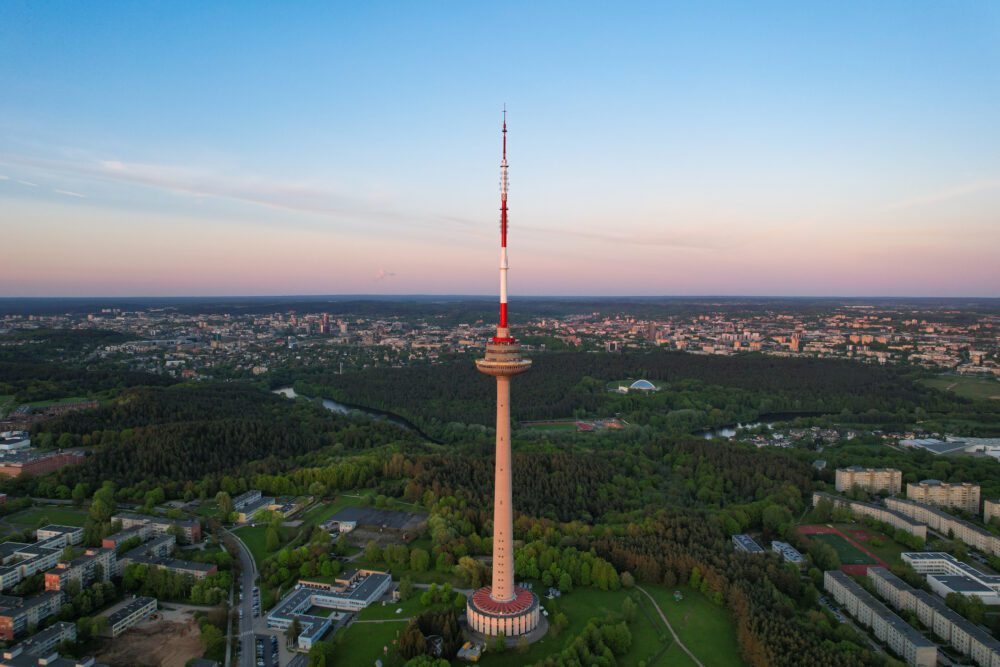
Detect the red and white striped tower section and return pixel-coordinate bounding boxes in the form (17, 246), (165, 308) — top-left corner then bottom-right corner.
(467, 112), (541, 641)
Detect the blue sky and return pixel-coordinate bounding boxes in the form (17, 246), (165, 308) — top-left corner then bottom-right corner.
(1, 2), (998, 296)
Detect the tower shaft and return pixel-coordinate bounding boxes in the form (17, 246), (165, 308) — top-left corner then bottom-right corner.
(492, 375), (514, 600)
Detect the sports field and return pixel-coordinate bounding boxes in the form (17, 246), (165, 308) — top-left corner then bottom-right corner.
(809, 533), (877, 565)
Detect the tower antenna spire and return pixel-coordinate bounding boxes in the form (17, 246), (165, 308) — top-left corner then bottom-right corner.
(498, 107), (510, 337)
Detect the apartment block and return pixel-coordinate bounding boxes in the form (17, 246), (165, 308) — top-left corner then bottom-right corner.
(869, 566), (1000, 667)
(813, 492), (927, 540)
(835, 466), (902, 494)
(112, 513), (201, 545)
(824, 570), (936, 667)
(885, 497), (1000, 556)
(985, 499), (1000, 524)
(100, 596), (156, 637)
(44, 548), (115, 592)
(907, 480), (980, 515)
(0, 592), (64, 640)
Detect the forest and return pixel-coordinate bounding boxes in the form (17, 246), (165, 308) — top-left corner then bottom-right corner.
(284, 349), (998, 440)
(12, 382), (417, 498)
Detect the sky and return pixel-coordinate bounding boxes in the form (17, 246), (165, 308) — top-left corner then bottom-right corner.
(1, 2), (999, 298)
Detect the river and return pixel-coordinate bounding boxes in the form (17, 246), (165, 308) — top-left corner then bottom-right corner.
(696, 411), (831, 439)
(272, 386), (415, 431)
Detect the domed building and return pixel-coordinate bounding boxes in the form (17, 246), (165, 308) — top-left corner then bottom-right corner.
(629, 379), (657, 391)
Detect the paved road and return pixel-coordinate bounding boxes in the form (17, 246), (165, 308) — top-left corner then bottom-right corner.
(223, 528), (258, 667)
(636, 586), (705, 667)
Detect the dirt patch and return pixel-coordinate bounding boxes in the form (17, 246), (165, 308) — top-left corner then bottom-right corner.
(96, 612), (204, 667)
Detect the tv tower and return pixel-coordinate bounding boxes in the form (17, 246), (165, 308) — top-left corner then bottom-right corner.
(466, 111), (541, 640)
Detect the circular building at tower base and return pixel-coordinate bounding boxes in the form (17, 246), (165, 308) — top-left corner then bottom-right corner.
(466, 585), (542, 639)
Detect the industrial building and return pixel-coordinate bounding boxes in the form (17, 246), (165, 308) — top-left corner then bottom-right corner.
(824, 570), (937, 667)
(835, 466), (902, 494)
(906, 480), (980, 515)
(869, 567), (1000, 667)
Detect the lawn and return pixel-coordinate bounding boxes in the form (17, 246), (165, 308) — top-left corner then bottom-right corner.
(233, 525), (273, 566)
(298, 495), (367, 528)
(809, 533), (877, 565)
(5, 506), (89, 529)
(642, 585), (744, 667)
(330, 620), (407, 667)
(921, 375), (1000, 402)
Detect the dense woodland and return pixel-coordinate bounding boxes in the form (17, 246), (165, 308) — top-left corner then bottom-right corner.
(287, 350), (999, 440)
(10, 331), (1000, 665)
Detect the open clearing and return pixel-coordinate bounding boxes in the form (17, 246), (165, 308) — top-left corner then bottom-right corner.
(4, 506), (88, 529)
(95, 607), (204, 667)
(921, 375), (1000, 401)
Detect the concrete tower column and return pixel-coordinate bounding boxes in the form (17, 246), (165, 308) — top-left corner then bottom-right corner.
(492, 375), (514, 601)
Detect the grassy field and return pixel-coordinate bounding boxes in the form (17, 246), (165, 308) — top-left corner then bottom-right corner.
(643, 585), (744, 667)
(330, 620), (407, 667)
(233, 525), (273, 565)
(809, 533), (877, 565)
(5, 506), (89, 529)
(921, 375), (1000, 401)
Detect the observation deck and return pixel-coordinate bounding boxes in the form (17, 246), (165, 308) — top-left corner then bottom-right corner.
(475, 338), (531, 377)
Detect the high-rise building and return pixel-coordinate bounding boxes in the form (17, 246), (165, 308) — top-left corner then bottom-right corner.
(835, 466), (902, 494)
(906, 480), (980, 515)
(465, 113), (541, 641)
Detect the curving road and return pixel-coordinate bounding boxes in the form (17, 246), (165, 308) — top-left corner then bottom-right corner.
(223, 528), (259, 667)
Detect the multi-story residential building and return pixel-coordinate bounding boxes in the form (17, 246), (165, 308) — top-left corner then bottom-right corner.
(34, 526), (83, 546)
(0, 527), (81, 592)
(100, 596), (157, 637)
(44, 548), (115, 592)
(906, 480), (980, 515)
(885, 497), (1000, 556)
(869, 566), (1000, 667)
(8, 621), (76, 657)
(812, 492), (927, 540)
(112, 513), (201, 544)
(0, 592), (64, 640)
(835, 466), (902, 494)
(731, 534), (765, 554)
(984, 499), (1000, 525)
(824, 570), (936, 667)
(101, 525), (152, 550)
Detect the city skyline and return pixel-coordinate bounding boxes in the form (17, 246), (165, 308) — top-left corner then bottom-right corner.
(2, 2), (999, 298)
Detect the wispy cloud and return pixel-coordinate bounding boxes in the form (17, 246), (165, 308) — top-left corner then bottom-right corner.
(883, 178), (1000, 212)
(0, 152), (440, 233)
(374, 268), (396, 281)
(0, 175), (8, 181)
(525, 224), (752, 251)
(54, 189), (85, 198)
(16, 179), (38, 187)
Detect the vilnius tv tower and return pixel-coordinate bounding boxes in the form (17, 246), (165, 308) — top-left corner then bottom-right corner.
(465, 111), (542, 640)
